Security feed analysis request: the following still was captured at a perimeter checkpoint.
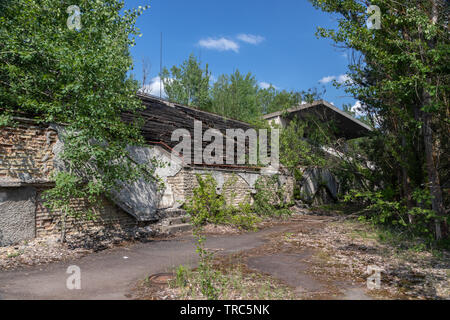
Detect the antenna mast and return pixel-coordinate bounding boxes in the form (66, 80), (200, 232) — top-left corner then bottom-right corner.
(160, 32), (163, 99)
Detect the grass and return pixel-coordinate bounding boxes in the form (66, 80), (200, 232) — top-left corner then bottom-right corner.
(7, 251), (23, 258)
(337, 217), (450, 266)
(167, 263), (295, 300)
(333, 207), (449, 258)
(312, 203), (363, 215)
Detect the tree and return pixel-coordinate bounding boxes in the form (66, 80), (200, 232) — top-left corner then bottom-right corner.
(161, 54), (211, 110)
(210, 70), (260, 122)
(0, 0), (153, 240)
(257, 87), (302, 115)
(161, 55), (324, 123)
(310, 0), (449, 239)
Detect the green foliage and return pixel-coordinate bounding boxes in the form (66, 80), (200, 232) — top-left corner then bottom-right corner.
(0, 114), (12, 128)
(210, 70), (260, 122)
(344, 189), (446, 238)
(160, 55), (324, 123)
(162, 54), (211, 110)
(310, 0), (449, 239)
(0, 1), (156, 224)
(43, 172), (98, 220)
(184, 174), (261, 230)
(279, 117), (327, 171)
(257, 86), (302, 115)
(185, 174), (229, 226)
(253, 175), (292, 217)
(193, 229), (220, 300)
(173, 265), (189, 288)
(169, 260), (295, 300)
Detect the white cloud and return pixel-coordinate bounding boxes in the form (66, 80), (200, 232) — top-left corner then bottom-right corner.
(351, 101), (366, 118)
(198, 37), (239, 52)
(259, 82), (278, 90)
(140, 76), (167, 97)
(319, 74), (353, 85)
(209, 74), (217, 84)
(337, 74), (352, 84)
(318, 76), (336, 84)
(237, 34), (265, 45)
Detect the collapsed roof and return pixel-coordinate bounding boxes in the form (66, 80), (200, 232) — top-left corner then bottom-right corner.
(263, 100), (372, 140)
(122, 93), (258, 170)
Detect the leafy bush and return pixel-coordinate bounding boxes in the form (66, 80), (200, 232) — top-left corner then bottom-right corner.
(185, 174), (229, 226)
(344, 189), (446, 239)
(184, 174), (261, 230)
(253, 175), (292, 217)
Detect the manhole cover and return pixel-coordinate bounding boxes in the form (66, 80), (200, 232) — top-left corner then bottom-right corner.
(148, 273), (174, 284)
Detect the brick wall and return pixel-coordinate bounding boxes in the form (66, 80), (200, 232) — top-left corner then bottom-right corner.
(1, 120), (295, 244)
(35, 188), (138, 238)
(181, 168), (256, 207)
(0, 121), (57, 184)
(0, 121), (141, 243)
(173, 168), (294, 208)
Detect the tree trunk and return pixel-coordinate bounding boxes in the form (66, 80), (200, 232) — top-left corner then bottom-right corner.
(422, 108), (446, 240)
(422, 0), (447, 240)
(401, 136), (414, 224)
(61, 208), (67, 243)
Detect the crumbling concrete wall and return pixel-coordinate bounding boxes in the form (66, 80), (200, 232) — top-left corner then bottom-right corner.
(298, 167), (339, 205)
(0, 187), (36, 246)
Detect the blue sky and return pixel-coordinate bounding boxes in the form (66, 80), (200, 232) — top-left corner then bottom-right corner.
(124, 0), (357, 110)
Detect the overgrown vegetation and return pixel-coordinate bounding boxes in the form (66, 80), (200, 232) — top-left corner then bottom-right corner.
(183, 174), (262, 230)
(182, 172), (296, 299)
(184, 173), (293, 230)
(167, 263), (295, 300)
(308, 0), (449, 241)
(161, 54), (324, 123)
(166, 0), (450, 245)
(0, 1), (156, 240)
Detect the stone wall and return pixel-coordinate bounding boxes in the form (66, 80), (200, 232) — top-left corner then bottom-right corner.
(35, 188), (138, 238)
(169, 167), (293, 208)
(0, 121), (57, 185)
(0, 121), (142, 245)
(0, 120), (295, 246)
(180, 169), (252, 207)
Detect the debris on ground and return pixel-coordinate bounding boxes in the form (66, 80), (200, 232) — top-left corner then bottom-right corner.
(0, 225), (156, 270)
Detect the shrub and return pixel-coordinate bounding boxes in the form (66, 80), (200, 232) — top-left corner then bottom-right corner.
(184, 174), (261, 230)
(344, 189), (446, 239)
(253, 175), (292, 217)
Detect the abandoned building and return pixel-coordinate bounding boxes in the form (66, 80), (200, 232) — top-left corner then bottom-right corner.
(0, 93), (292, 246)
(0, 95), (370, 246)
(263, 100), (372, 205)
